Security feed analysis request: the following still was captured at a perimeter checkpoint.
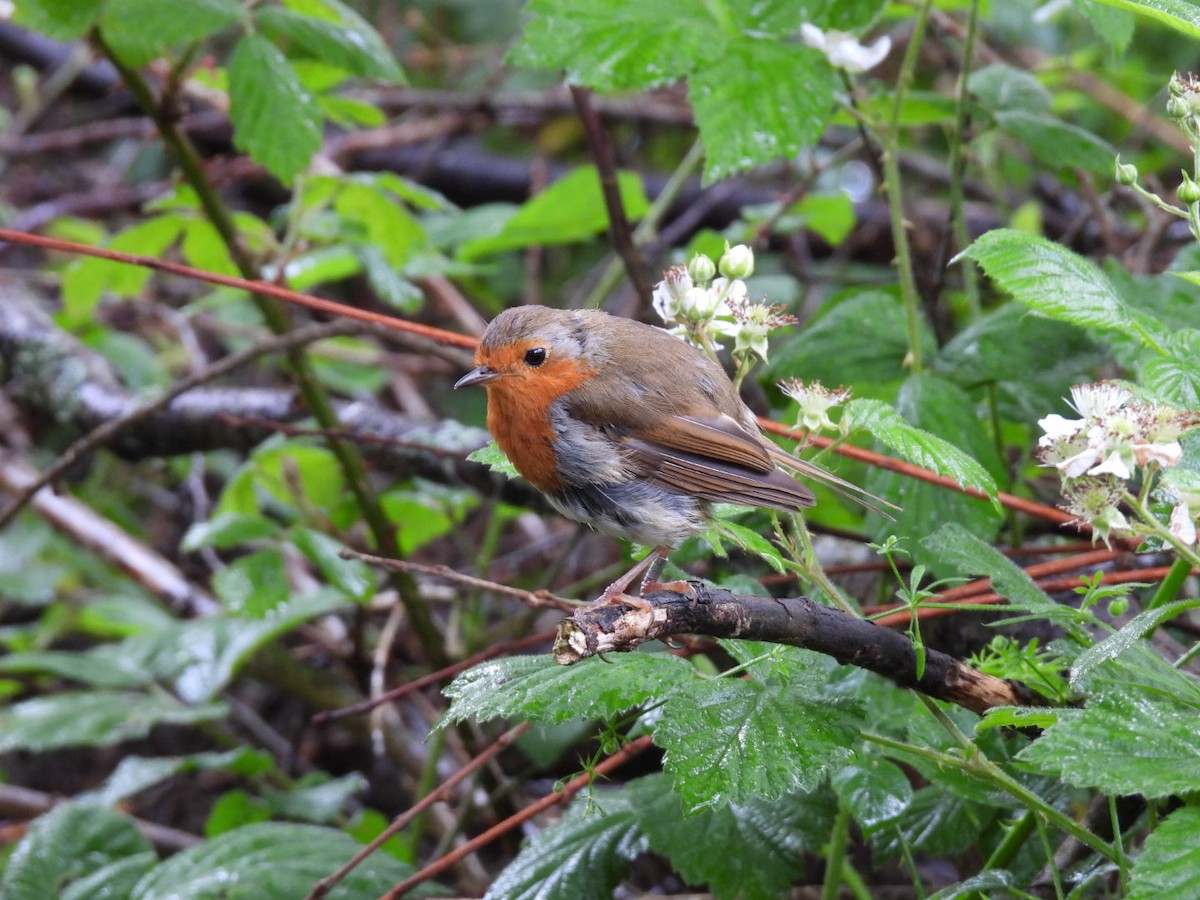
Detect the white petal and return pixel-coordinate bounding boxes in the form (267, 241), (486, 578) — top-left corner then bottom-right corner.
(1057, 446), (1103, 478)
(1088, 451), (1132, 480)
(1170, 502), (1198, 546)
(1133, 440), (1182, 468)
(800, 23), (827, 51)
(1038, 413), (1085, 445)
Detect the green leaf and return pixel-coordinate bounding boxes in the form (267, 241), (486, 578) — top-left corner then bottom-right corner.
(1072, 599), (1200, 686)
(467, 440), (519, 479)
(0, 692), (227, 752)
(968, 64), (1052, 113)
(265, 772), (369, 824)
(0, 647), (150, 689)
(441, 653), (696, 726)
(129, 823), (417, 899)
(994, 110), (1117, 176)
(847, 399), (999, 500)
(655, 677), (859, 810)
(716, 519), (785, 574)
(690, 40), (834, 183)
(62, 854), (158, 900)
(181, 512), (281, 551)
(291, 528), (375, 602)
(228, 34), (322, 184)
(123, 591), (351, 703)
(876, 785), (989, 857)
(1078, 0), (1137, 55)
(976, 706), (1060, 733)
(508, 0), (711, 91)
(459, 166), (650, 260)
(484, 788), (644, 900)
(920, 523), (1062, 617)
(768, 288), (935, 385)
(1018, 694), (1200, 797)
(959, 229), (1168, 351)
(1128, 806), (1200, 900)
(212, 547), (290, 616)
(1085, 0), (1200, 37)
(257, 1), (404, 81)
(0, 805), (152, 900)
(82, 749), (273, 806)
(831, 758), (912, 831)
(630, 773), (833, 900)
(334, 179), (425, 267)
(13, 0), (104, 40)
(100, 0), (242, 67)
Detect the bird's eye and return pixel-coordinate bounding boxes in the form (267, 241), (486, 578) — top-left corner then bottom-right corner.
(523, 347), (547, 367)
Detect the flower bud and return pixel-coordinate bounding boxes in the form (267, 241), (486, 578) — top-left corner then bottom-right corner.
(1178, 173), (1200, 204)
(686, 253), (716, 285)
(1167, 95), (1191, 121)
(1114, 156), (1138, 186)
(718, 243), (754, 279)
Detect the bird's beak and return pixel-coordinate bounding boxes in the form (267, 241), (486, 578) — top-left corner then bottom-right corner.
(454, 365), (501, 389)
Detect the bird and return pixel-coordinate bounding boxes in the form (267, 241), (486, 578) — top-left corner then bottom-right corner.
(455, 305), (882, 607)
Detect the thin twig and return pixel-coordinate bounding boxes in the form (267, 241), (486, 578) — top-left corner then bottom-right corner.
(570, 85), (654, 300)
(379, 735), (653, 899)
(304, 723), (533, 900)
(0, 320), (366, 529)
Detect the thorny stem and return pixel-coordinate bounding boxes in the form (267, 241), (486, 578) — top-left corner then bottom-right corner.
(786, 515), (859, 614)
(883, 0), (936, 374)
(1125, 491), (1200, 570)
(863, 731), (1120, 865)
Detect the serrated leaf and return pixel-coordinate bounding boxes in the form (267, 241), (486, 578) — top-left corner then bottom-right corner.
(62, 854), (158, 900)
(920, 523), (1061, 616)
(334, 179), (424, 266)
(0, 805), (152, 900)
(459, 166), (649, 260)
(129, 823), (417, 899)
(1128, 806), (1200, 900)
(976, 705), (1060, 733)
(994, 110), (1116, 176)
(960, 229), (1168, 350)
(1017, 694), (1200, 797)
(1072, 598), (1200, 686)
(690, 40), (834, 183)
(876, 785), (988, 857)
(100, 0), (242, 67)
(258, 3), (403, 80)
(442, 653), (695, 726)
(1142, 353), (1200, 407)
(485, 788), (644, 900)
(831, 758), (912, 831)
(228, 34), (322, 184)
(847, 399), (999, 500)
(655, 677), (859, 810)
(630, 773), (833, 900)
(13, 0), (104, 40)
(1078, 0), (1136, 55)
(508, 0), (711, 91)
(0, 692), (227, 752)
(467, 440), (519, 478)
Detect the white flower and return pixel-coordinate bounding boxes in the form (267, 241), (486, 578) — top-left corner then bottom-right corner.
(1037, 413), (1084, 446)
(652, 265), (693, 324)
(801, 24), (892, 74)
(1088, 450), (1133, 480)
(780, 379), (851, 432)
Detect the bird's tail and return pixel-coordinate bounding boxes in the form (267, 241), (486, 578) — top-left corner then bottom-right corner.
(768, 445), (900, 520)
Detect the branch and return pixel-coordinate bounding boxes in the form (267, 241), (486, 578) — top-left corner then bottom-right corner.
(555, 585), (1047, 715)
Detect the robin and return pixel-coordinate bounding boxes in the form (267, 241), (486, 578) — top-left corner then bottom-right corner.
(455, 305), (880, 605)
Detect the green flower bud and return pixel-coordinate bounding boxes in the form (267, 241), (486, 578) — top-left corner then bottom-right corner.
(718, 243), (754, 279)
(1107, 596), (1129, 618)
(686, 253), (716, 285)
(1114, 156), (1138, 186)
(1178, 173), (1200, 204)
(1167, 95), (1191, 121)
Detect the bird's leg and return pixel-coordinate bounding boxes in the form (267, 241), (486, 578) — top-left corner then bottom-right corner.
(639, 551), (695, 599)
(594, 547), (694, 610)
